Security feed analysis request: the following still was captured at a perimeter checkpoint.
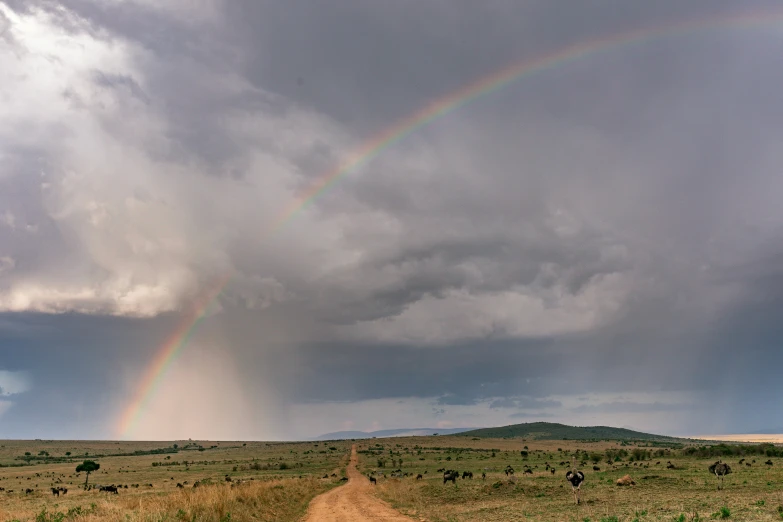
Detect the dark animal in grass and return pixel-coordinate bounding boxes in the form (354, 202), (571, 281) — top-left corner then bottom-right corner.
(523, 468), (533, 475)
(551, 468), (556, 475)
(416, 474), (423, 480)
(340, 477), (348, 482)
(481, 472), (486, 480)
(322, 474), (329, 479)
(462, 471), (473, 479)
(176, 483), (183, 488)
(443, 471), (458, 484)
(100, 485), (119, 494)
(593, 465), (600, 471)
(59, 487), (67, 495)
(225, 476), (232, 482)
(738, 459), (745, 465)
(504, 466), (514, 476)
(566, 458), (585, 505)
(25, 488), (34, 494)
(51, 487), (60, 497)
(709, 460), (732, 490)
(765, 460), (773, 466)
(566, 471), (585, 504)
(666, 461), (676, 469)
(369, 476), (376, 485)
(193, 481), (200, 488)
(746, 462), (751, 467)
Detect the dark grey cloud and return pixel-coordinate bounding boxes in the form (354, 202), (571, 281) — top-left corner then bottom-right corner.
(0, 0), (782, 438)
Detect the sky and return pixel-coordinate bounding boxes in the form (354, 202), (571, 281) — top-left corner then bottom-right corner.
(1, 0), (782, 441)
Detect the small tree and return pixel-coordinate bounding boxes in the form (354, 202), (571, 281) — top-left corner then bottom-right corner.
(76, 460), (100, 487)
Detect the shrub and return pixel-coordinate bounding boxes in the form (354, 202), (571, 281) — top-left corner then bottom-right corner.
(711, 507), (730, 519)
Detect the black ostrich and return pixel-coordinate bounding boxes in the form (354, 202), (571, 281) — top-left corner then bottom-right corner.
(709, 460), (732, 490)
(566, 458), (585, 504)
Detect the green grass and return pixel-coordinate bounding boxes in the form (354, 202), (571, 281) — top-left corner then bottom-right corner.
(355, 435), (783, 521)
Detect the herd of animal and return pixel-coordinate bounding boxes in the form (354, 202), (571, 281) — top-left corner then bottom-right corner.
(364, 456), (769, 505)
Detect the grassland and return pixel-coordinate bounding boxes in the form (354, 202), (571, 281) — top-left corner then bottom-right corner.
(0, 439), (351, 522)
(355, 436), (783, 521)
(1, 435), (782, 521)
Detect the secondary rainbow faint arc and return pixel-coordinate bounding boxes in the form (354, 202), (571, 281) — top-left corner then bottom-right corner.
(118, 7), (783, 438)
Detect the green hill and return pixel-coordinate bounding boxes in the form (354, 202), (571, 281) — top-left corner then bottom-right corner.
(457, 422), (679, 441)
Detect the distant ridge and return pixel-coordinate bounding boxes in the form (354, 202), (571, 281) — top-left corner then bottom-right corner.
(314, 427), (473, 440)
(457, 422), (679, 441)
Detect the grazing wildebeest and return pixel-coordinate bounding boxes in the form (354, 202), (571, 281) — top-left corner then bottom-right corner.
(225, 476), (232, 482)
(550, 468), (556, 475)
(51, 487), (59, 497)
(193, 481), (200, 488)
(666, 461), (676, 469)
(523, 468), (533, 475)
(59, 487), (67, 495)
(176, 483), (184, 488)
(416, 474), (423, 480)
(443, 470), (458, 484)
(765, 460), (773, 466)
(100, 485), (119, 494)
(369, 475), (377, 485)
(593, 465), (600, 471)
(340, 477), (348, 482)
(462, 471), (473, 479)
(504, 466), (515, 476)
(709, 460), (732, 490)
(25, 488), (34, 494)
(481, 472), (486, 480)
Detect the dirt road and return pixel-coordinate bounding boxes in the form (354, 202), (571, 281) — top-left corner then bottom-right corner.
(302, 444), (417, 521)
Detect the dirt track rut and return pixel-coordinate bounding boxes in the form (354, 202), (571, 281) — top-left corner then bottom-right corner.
(302, 444), (418, 521)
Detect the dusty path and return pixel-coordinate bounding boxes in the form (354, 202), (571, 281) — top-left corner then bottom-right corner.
(302, 444), (417, 521)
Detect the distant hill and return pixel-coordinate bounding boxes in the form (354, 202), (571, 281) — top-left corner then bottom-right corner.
(315, 427), (473, 440)
(457, 422), (679, 441)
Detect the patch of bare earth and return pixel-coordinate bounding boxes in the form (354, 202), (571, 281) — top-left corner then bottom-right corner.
(302, 444), (423, 521)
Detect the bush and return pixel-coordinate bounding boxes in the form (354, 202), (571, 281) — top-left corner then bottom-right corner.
(711, 507), (730, 519)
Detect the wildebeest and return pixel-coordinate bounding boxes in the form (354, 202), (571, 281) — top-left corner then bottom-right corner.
(709, 460), (732, 490)
(340, 477), (348, 482)
(593, 465), (600, 471)
(550, 468), (556, 475)
(416, 474), (423, 480)
(59, 487), (67, 495)
(765, 460), (773, 466)
(462, 471), (473, 479)
(481, 472), (486, 480)
(504, 465), (515, 476)
(176, 483), (184, 488)
(100, 485), (119, 494)
(25, 488), (34, 494)
(523, 468), (533, 475)
(369, 476), (377, 485)
(51, 487), (60, 497)
(443, 470), (458, 484)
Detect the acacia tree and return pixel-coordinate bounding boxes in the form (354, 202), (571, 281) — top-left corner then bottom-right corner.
(76, 460), (100, 487)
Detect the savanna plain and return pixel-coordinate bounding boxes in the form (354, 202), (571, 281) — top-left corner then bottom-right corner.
(1, 436), (782, 522)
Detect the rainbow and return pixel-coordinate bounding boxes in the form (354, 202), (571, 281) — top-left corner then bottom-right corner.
(117, 275), (229, 437)
(118, 7), (783, 438)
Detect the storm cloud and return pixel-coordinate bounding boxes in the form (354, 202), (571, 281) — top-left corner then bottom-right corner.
(0, 0), (782, 439)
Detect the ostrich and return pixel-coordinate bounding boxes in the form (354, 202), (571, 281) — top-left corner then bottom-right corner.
(566, 458), (585, 505)
(708, 460), (732, 490)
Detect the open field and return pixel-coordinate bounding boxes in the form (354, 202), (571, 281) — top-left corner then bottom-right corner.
(355, 436), (783, 522)
(0, 439), (351, 522)
(1, 436), (783, 521)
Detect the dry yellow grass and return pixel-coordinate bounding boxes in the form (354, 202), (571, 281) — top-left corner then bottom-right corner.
(2, 476), (336, 522)
(0, 439), (351, 522)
